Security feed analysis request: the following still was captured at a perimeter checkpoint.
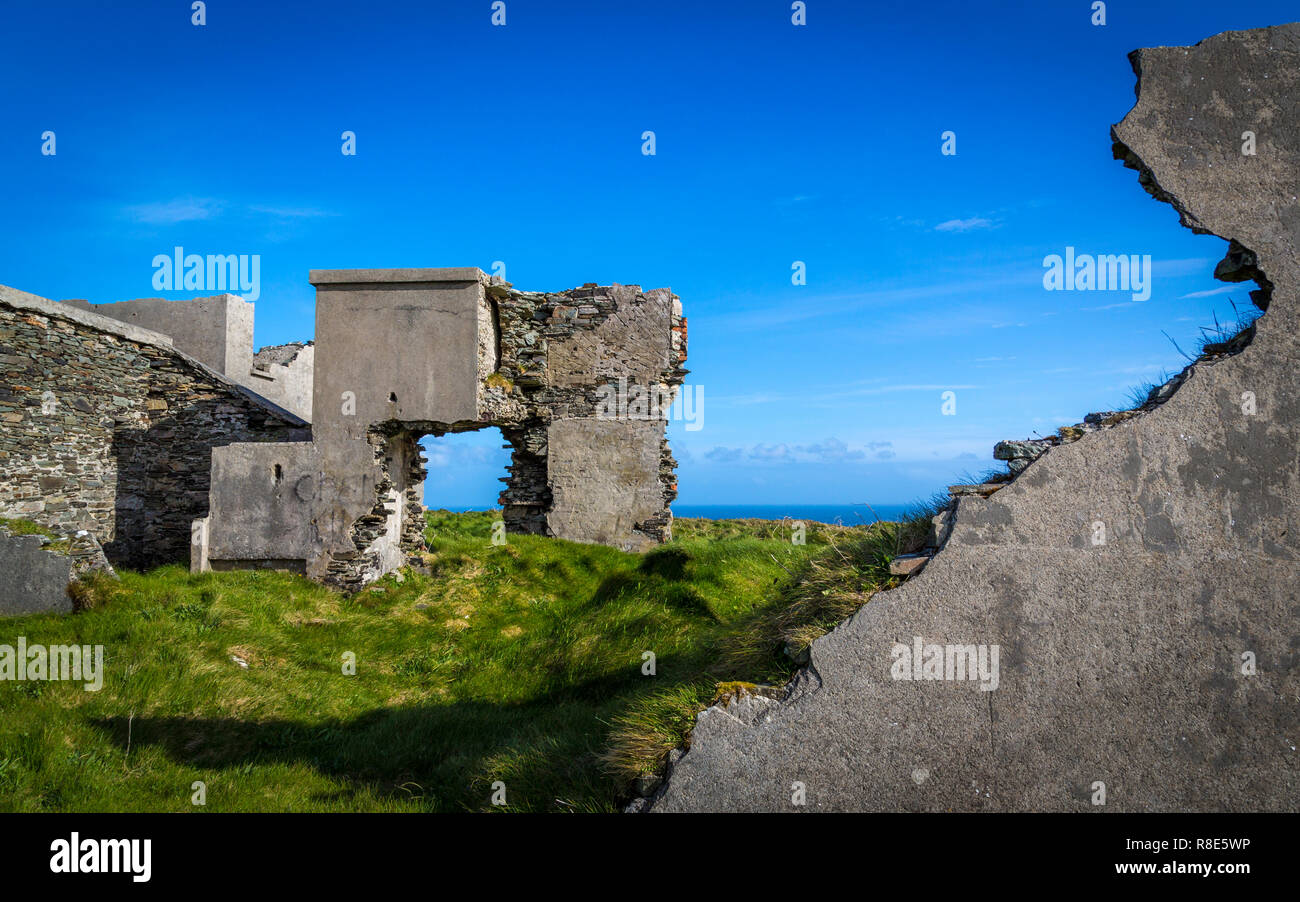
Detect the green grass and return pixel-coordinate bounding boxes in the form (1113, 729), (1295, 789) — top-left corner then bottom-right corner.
(0, 510), (904, 812)
(1121, 297), (1262, 411)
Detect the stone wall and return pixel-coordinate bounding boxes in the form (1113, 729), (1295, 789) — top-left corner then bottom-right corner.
(0, 286), (307, 570)
(488, 281), (686, 548)
(64, 295), (314, 422)
(649, 24), (1300, 813)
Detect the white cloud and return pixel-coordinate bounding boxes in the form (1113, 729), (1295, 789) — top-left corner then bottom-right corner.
(935, 217), (996, 232)
(249, 205), (337, 219)
(125, 197), (223, 224)
(691, 435), (991, 466)
(123, 197), (335, 225)
(1178, 285), (1237, 299)
(714, 382), (978, 408)
(1080, 301), (1140, 311)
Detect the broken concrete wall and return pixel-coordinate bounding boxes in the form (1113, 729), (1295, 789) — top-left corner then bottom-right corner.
(302, 269), (688, 587)
(650, 23), (1300, 813)
(546, 419), (667, 552)
(303, 269), (497, 588)
(0, 286), (307, 570)
(201, 268), (687, 590)
(489, 282), (686, 550)
(249, 342), (314, 421)
(0, 520), (115, 616)
(311, 269), (491, 431)
(0, 524), (76, 616)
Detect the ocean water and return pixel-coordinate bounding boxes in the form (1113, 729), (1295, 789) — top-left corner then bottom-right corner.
(672, 504), (911, 525)
(435, 504), (914, 525)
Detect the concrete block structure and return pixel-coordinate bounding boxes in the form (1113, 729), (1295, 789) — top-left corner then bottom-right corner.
(192, 442), (319, 575)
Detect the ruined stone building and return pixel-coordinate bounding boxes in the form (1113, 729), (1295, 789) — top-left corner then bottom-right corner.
(0, 269), (687, 599)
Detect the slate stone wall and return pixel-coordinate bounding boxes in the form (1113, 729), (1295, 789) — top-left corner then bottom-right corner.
(0, 289), (307, 570)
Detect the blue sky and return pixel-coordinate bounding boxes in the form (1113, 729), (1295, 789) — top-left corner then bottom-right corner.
(1, 0), (1292, 507)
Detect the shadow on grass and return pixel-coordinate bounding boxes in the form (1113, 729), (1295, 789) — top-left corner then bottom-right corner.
(88, 663), (700, 813)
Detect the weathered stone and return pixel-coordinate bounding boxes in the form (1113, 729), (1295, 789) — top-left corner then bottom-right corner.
(888, 554), (928, 577)
(947, 483), (1003, 497)
(993, 439), (1052, 461)
(926, 510), (953, 549)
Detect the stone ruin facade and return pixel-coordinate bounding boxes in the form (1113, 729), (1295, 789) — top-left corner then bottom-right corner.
(0, 269), (686, 602)
(194, 268), (688, 590)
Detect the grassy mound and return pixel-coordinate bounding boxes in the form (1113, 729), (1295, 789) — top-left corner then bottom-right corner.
(0, 510), (908, 812)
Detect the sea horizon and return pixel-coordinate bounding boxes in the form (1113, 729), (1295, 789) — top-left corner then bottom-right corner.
(430, 503), (914, 525)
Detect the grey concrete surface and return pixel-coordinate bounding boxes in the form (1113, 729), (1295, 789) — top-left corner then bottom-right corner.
(310, 269), (488, 433)
(249, 342), (314, 421)
(197, 442), (319, 571)
(0, 528), (75, 616)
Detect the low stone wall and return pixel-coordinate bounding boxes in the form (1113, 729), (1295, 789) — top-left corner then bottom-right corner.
(0, 286), (307, 570)
(0, 520), (114, 616)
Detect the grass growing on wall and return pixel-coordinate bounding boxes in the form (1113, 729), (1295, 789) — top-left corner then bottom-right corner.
(0, 517), (72, 553)
(0, 510), (905, 812)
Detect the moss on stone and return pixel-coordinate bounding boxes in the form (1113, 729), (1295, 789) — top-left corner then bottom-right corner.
(0, 517), (60, 540)
(1104, 410), (1140, 425)
(484, 372), (513, 391)
(0, 517), (72, 554)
